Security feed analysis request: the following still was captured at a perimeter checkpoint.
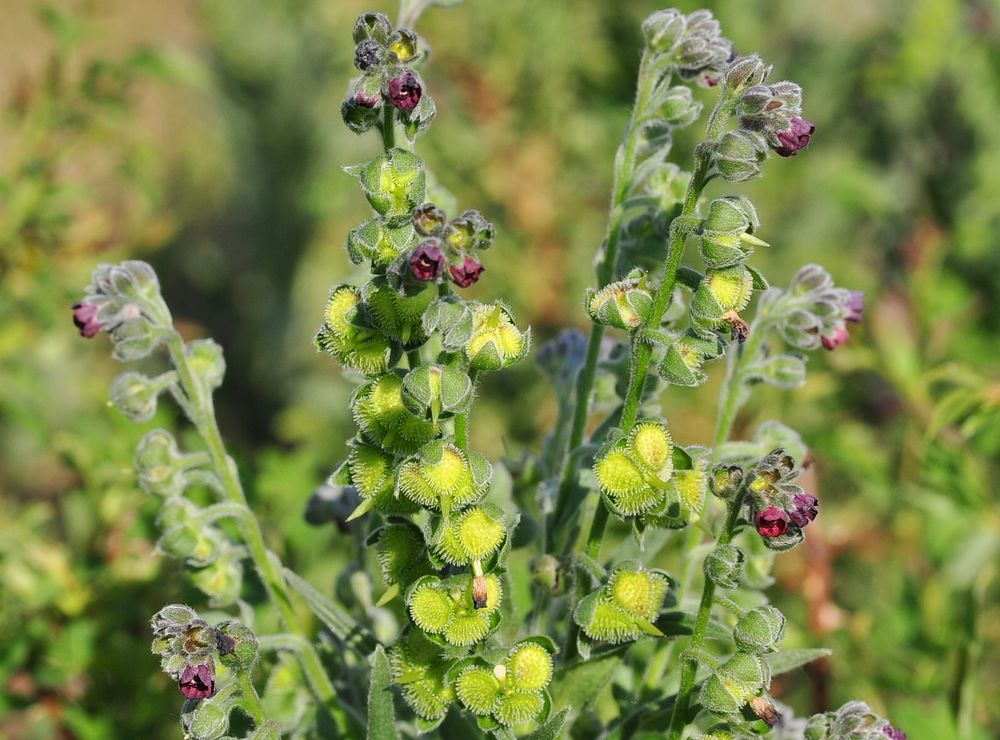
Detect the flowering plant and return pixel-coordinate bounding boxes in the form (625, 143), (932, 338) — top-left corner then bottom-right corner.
(74, 4), (905, 738)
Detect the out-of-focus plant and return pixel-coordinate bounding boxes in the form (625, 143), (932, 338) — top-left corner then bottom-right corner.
(71, 3), (919, 738)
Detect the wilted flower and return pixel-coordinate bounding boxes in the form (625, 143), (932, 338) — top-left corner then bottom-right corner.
(354, 40), (382, 70)
(179, 663), (215, 700)
(409, 242), (445, 281)
(755, 506), (789, 537)
(773, 116), (815, 157)
(789, 492), (819, 527)
(450, 257), (485, 288)
(387, 71), (422, 111)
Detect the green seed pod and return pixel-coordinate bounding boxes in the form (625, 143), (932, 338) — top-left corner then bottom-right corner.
(158, 523), (222, 565)
(506, 642), (553, 691)
(700, 196), (766, 269)
(375, 523), (430, 586)
(389, 631), (456, 721)
(703, 543), (746, 589)
(396, 440), (492, 513)
(656, 85), (702, 127)
(660, 331), (723, 387)
(608, 566), (669, 621)
(699, 652), (770, 717)
(710, 464), (745, 500)
(190, 556), (244, 606)
(575, 594), (640, 643)
(442, 209), (495, 251)
(628, 419), (673, 481)
(346, 217), (416, 267)
(422, 297), (475, 351)
(464, 302), (530, 372)
(408, 581), (455, 633)
(348, 441), (416, 517)
(401, 364), (474, 422)
(671, 468), (707, 517)
(351, 374), (437, 456)
(215, 621), (258, 672)
(314, 285), (391, 376)
(135, 429), (190, 497)
(353, 12), (392, 44)
(356, 148), (426, 220)
(714, 129), (767, 182)
(186, 339), (226, 392)
(455, 666), (501, 715)
(641, 9), (685, 53)
(494, 691), (544, 727)
(110, 371), (165, 422)
(435, 505), (506, 565)
(585, 271), (653, 331)
(362, 279), (436, 346)
(733, 606), (786, 655)
(704, 266), (754, 314)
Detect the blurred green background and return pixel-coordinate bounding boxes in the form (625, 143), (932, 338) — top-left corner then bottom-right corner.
(1, 0), (998, 737)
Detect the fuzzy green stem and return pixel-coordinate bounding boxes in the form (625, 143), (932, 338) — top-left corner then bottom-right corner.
(666, 493), (744, 739)
(163, 332), (353, 735)
(236, 671), (267, 726)
(381, 103), (396, 150)
(548, 50), (658, 543)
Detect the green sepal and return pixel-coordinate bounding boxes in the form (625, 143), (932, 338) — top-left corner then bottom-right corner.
(422, 296), (475, 350)
(355, 148), (426, 221)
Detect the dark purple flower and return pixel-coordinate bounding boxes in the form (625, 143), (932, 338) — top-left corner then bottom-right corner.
(773, 116), (815, 157)
(387, 71), (422, 112)
(449, 257), (485, 288)
(789, 492), (819, 528)
(178, 663), (215, 701)
(845, 290), (865, 323)
(354, 40), (382, 71)
(409, 241), (445, 281)
(821, 325), (850, 351)
(755, 506), (790, 537)
(72, 301), (103, 338)
(882, 725), (907, 740)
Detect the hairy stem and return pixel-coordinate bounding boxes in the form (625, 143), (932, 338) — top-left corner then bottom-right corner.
(548, 50), (658, 543)
(163, 332), (353, 735)
(381, 103), (395, 150)
(236, 671), (267, 725)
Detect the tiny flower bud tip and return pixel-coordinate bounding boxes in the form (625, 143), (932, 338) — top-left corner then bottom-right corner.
(774, 116), (815, 157)
(790, 492), (819, 527)
(845, 290), (865, 322)
(354, 88), (382, 108)
(755, 506), (790, 537)
(450, 257), (485, 288)
(387, 71), (422, 112)
(72, 301), (102, 338)
(409, 242), (445, 281)
(883, 726), (907, 740)
(178, 663), (215, 700)
(471, 574), (488, 610)
(821, 325), (850, 350)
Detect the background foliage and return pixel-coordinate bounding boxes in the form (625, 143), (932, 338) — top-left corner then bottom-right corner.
(1, 0), (998, 737)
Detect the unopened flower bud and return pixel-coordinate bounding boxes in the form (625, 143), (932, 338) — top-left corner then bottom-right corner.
(387, 70), (422, 112)
(110, 371), (168, 422)
(464, 302), (529, 371)
(341, 97), (381, 134)
(72, 300), (103, 337)
(715, 129), (767, 182)
(774, 116), (815, 157)
(641, 9), (686, 53)
(450, 257), (485, 288)
(586, 272), (654, 331)
(179, 663), (215, 700)
(443, 209), (495, 251)
(725, 54), (771, 91)
(703, 543), (746, 589)
(790, 492), (819, 527)
(412, 202), (447, 236)
(215, 621), (258, 672)
(186, 339), (226, 392)
(820, 325), (850, 350)
(353, 12), (392, 44)
(755, 506), (790, 537)
(845, 290), (865, 323)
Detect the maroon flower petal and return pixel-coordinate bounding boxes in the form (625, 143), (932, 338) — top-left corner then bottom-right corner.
(773, 116), (815, 157)
(387, 71), (422, 112)
(409, 241), (445, 281)
(178, 663), (215, 701)
(449, 257), (484, 288)
(755, 506), (790, 537)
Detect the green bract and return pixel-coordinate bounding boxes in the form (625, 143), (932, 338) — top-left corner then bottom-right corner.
(355, 148), (426, 221)
(463, 302), (530, 371)
(314, 284), (391, 376)
(574, 562), (672, 643)
(454, 638), (555, 727)
(585, 270), (654, 331)
(593, 418), (675, 516)
(396, 440), (492, 515)
(351, 373), (437, 455)
(406, 573), (503, 646)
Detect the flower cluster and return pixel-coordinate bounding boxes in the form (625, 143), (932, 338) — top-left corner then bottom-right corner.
(804, 701), (907, 740)
(642, 9), (733, 87)
(769, 264), (865, 350)
(747, 449), (819, 551)
(409, 202), (493, 288)
(341, 12), (435, 139)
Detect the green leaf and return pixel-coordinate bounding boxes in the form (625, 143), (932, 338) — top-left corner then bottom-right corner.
(367, 646), (398, 740)
(553, 646), (628, 710)
(282, 568), (376, 653)
(765, 648), (831, 675)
